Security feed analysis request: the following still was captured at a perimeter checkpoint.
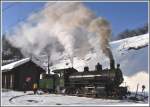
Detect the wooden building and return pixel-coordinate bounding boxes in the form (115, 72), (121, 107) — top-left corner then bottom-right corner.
(2, 58), (46, 91)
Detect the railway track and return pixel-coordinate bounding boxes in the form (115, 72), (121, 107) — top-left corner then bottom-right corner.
(9, 93), (43, 104)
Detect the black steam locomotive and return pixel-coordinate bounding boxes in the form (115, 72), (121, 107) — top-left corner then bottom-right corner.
(39, 59), (128, 99)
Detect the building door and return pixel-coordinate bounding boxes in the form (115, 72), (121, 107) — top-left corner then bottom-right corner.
(25, 76), (32, 90)
(6, 75), (10, 89)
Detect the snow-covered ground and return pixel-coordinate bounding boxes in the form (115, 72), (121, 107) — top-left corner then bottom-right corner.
(1, 90), (148, 106)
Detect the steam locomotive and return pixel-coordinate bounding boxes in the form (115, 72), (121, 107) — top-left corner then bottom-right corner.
(39, 59), (128, 99)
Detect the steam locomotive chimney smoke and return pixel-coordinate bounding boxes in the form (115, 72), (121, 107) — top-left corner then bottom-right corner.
(7, 2), (114, 68)
(89, 18), (114, 69)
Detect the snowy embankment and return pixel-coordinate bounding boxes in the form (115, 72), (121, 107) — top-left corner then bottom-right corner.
(2, 90), (148, 106)
(111, 34), (149, 92)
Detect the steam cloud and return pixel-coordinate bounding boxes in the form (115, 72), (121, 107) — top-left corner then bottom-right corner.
(7, 2), (113, 65)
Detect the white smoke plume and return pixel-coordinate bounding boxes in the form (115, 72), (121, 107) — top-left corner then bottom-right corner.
(7, 2), (113, 65)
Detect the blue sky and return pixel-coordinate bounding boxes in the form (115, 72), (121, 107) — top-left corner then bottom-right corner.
(2, 2), (148, 37)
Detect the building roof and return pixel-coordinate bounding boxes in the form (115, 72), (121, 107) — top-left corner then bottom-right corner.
(1, 58), (46, 72)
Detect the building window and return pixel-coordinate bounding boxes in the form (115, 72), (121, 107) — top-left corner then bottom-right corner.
(10, 74), (14, 89)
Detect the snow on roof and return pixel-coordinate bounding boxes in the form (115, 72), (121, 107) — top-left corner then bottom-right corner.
(1, 58), (31, 72)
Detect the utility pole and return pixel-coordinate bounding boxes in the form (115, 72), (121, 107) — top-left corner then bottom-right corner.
(135, 83), (139, 97)
(47, 54), (50, 74)
(71, 57), (74, 68)
(69, 55), (74, 68)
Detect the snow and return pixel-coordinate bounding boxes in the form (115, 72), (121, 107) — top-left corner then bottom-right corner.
(122, 72), (149, 93)
(111, 33), (149, 48)
(1, 90), (148, 106)
(1, 58), (30, 72)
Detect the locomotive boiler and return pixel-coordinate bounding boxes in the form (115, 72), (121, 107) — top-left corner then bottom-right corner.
(51, 60), (128, 98)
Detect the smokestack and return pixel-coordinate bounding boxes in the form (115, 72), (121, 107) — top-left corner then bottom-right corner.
(89, 18), (115, 69)
(110, 58), (115, 69)
(84, 66), (89, 72)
